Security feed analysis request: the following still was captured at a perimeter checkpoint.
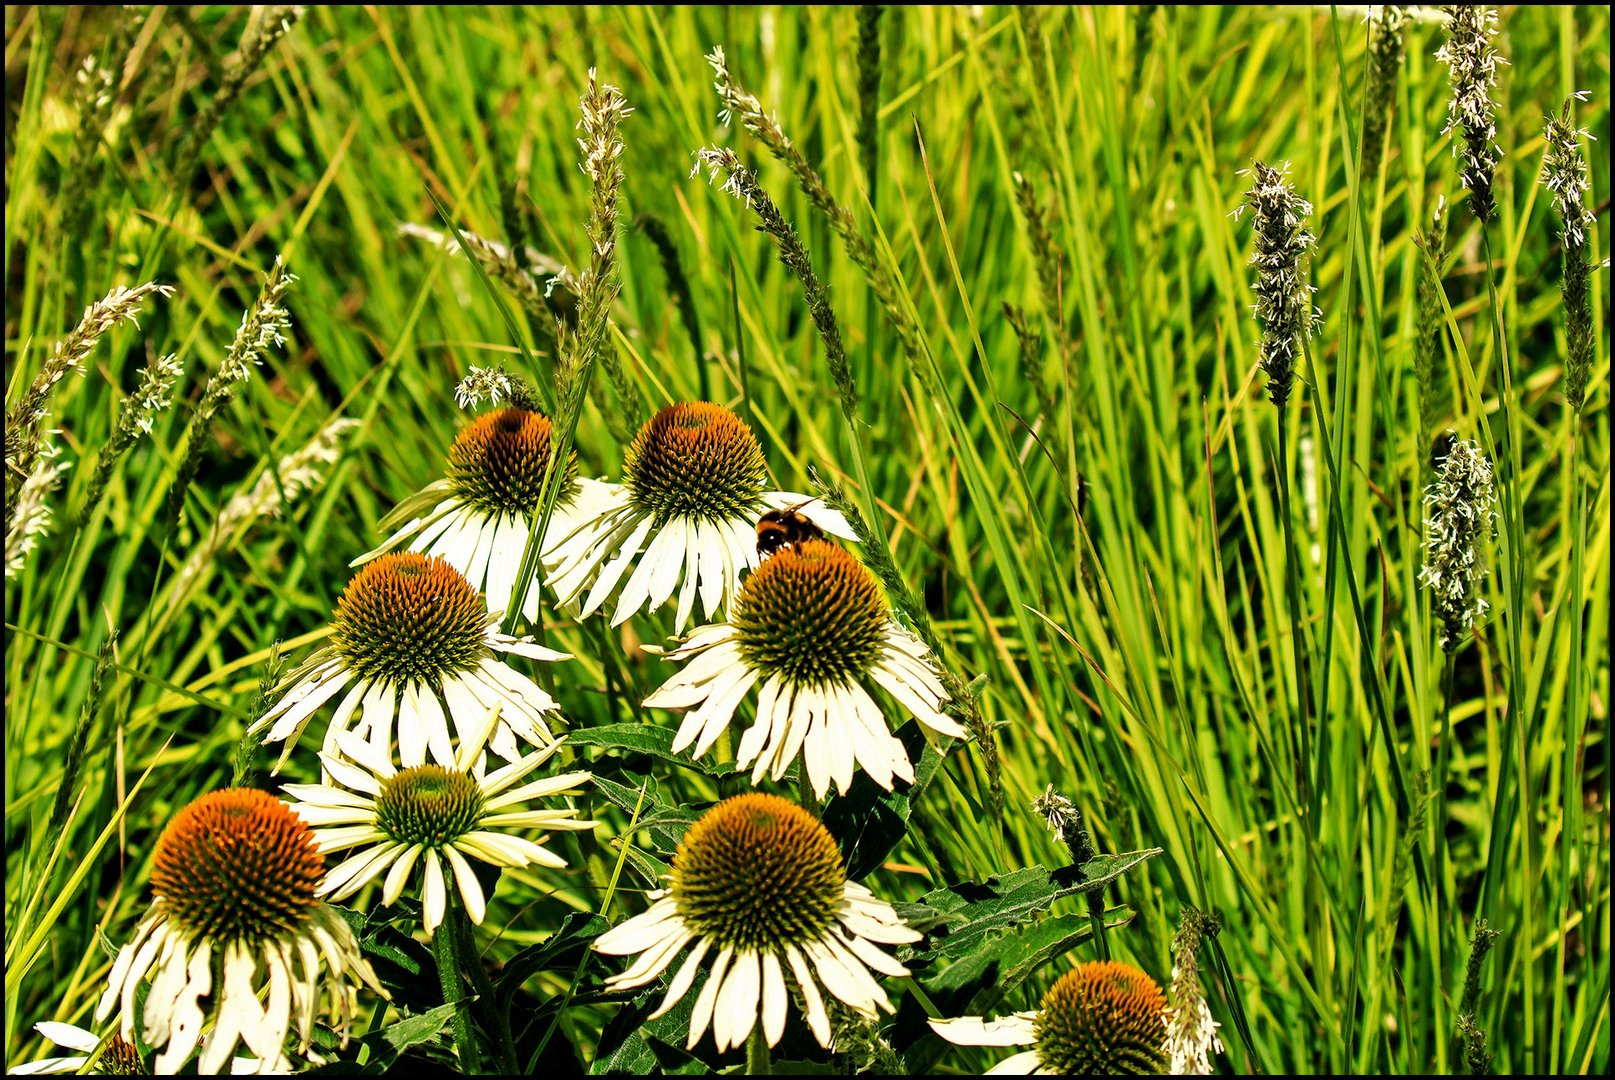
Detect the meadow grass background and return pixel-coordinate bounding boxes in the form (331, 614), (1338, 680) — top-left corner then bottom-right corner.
(4, 4), (1609, 1074)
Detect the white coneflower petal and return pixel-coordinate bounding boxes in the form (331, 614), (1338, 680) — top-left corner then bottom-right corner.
(643, 540), (961, 800)
(14, 1023), (131, 1075)
(284, 709), (592, 938)
(356, 406), (614, 621)
(594, 794), (918, 1055)
(547, 402), (855, 629)
(94, 790), (382, 1075)
(251, 552), (568, 769)
(929, 962), (1169, 1075)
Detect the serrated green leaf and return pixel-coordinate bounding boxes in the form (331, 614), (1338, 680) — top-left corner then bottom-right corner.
(924, 908), (1136, 1008)
(378, 1001), (460, 1057)
(591, 771), (703, 855)
(609, 836), (671, 885)
(330, 902), (440, 1011)
(1074, 848), (1163, 892)
(897, 850), (1159, 962)
(569, 724), (736, 776)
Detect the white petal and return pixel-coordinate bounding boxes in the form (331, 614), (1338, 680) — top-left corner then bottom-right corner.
(686, 946), (731, 1051)
(760, 952), (789, 1047)
(442, 845), (488, 924)
(381, 844), (421, 905)
(422, 850), (447, 935)
(650, 938), (712, 1019)
(986, 1049), (1045, 1074)
(784, 944), (831, 1048)
(34, 1023), (99, 1053)
(928, 1014), (1038, 1047)
(714, 948), (760, 1053)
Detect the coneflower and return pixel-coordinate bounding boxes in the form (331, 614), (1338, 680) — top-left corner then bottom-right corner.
(251, 552), (568, 769)
(594, 794), (919, 1055)
(930, 961), (1170, 1074)
(95, 789), (383, 1074)
(1435, 5), (1506, 224)
(1420, 439), (1498, 652)
(1360, 6), (1409, 186)
(1239, 161), (1320, 408)
(1541, 92), (1598, 412)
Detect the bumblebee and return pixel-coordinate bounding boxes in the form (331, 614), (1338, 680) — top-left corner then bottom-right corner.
(755, 501), (826, 558)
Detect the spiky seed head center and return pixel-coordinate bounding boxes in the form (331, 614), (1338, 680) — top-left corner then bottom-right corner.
(331, 553), (487, 684)
(621, 403), (767, 523)
(447, 407), (577, 516)
(1033, 962), (1169, 1075)
(375, 765), (486, 849)
(671, 793), (844, 952)
(151, 789), (324, 945)
(732, 540), (887, 686)
(96, 1036), (146, 1075)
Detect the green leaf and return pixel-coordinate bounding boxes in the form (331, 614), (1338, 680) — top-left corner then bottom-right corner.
(609, 836), (672, 886)
(331, 902), (441, 1011)
(821, 725), (944, 879)
(897, 850), (1160, 962)
(1073, 848), (1162, 892)
(497, 912), (609, 1012)
(377, 1001), (461, 1058)
(592, 983), (714, 1075)
(924, 908), (1136, 1009)
(569, 724), (737, 776)
(591, 771), (703, 855)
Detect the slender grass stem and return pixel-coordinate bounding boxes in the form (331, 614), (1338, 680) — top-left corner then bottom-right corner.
(1275, 418), (1313, 815)
(1431, 649), (1459, 945)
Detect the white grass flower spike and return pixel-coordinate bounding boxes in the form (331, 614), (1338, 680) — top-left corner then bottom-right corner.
(643, 539), (964, 800)
(283, 703), (593, 937)
(94, 789), (382, 1075)
(251, 552), (567, 770)
(594, 794), (919, 1053)
(545, 402), (854, 629)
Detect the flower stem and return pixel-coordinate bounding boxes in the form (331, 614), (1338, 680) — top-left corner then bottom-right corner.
(746, 1025), (772, 1075)
(434, 897), (484, 1073)
(453, 901), (519, 1074)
